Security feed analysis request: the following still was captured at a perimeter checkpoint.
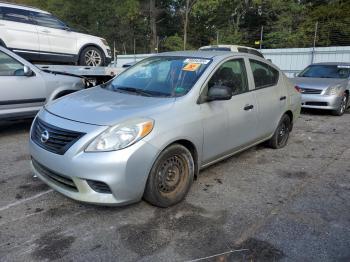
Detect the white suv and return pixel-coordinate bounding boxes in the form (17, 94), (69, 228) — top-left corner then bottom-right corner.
(0, 2), (112, 66)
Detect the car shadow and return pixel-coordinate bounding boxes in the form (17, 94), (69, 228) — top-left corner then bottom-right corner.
(0, 119), (33, 135)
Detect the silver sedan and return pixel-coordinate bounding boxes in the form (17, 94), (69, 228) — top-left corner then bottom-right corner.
(29, 51), (301, 207)
(293, 62), (350, 116)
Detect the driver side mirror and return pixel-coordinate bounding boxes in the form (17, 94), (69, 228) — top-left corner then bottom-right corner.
(23, 65), (34, 77)
(207, 85), (232, 101)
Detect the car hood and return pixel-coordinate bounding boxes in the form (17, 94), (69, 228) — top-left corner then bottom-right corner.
(292, 77), (347, 90)
(45, 87), (175, 126)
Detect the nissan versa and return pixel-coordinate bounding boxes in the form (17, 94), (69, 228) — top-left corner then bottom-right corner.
(293, 62), (350, 116)
(29, 51), (301, 207)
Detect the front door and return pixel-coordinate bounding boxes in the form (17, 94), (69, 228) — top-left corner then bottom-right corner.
(200, 58), (258, 164)
(0, 50), (46, 118)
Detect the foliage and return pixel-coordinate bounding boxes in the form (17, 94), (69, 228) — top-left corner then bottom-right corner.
(8, 0), (350, 53)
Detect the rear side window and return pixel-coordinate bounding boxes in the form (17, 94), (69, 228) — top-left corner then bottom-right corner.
(248, 49), (264, 58)
(33, 12), (66, 29)
(0, 7), (3, 19)
(0, 51), (23, 76)
(250, 60), (279, 89)
(1, 7), (32, 24)
(237, 47), (249, 54)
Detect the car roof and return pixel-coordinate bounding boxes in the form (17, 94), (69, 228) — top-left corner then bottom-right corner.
(0, 1), (49, 14)
(155, 50), (241, 59)
(312, 62), (350, 66)
(199, 45), (260, 51)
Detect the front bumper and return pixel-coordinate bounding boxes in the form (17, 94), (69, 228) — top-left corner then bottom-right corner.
(301, 93), (342, 110)
(29, 110), (160, 206)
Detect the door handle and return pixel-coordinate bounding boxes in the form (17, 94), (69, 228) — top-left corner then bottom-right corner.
(41, 30), (50, 33)
(244, 104), (254, 111)
(280, 96), (287, 101)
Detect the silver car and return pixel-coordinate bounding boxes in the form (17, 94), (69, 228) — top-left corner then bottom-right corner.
(29, 51), (301, 207)
(293, 62), (350, 116)
(0, 46), (85, 120)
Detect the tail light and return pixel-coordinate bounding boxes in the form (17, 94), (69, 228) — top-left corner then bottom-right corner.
(294, 85), (302, 93)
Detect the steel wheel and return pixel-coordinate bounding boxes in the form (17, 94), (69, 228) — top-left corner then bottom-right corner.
(144, 144), (194, 207)
(267, 114), (291, 149)
(277, 120), (289, 147)
(157, 155), (188, 196)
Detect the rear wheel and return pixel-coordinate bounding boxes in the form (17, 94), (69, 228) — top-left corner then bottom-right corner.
(267, 114), (291, 149)
(78, 46), (105, 66)
(332, 92), (348, 116)
(143, 144), (194, 207)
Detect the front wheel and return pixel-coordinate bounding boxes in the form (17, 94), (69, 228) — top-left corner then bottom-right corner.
(332, 93), (348, 116)
(143, 144), (194, 207)
(78, 46), (105, 66)
(267, 114), (291, 149)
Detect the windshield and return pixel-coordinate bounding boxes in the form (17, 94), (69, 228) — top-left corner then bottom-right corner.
(299, 65), (350, 79)
(105, 56), (211, 97)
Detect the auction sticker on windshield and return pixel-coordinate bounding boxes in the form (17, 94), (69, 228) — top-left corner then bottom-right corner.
(183, 63), (201, 71)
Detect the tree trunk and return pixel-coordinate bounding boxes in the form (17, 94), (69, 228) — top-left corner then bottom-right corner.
(150, 0), (157, 53)
(183, 0), (190, 50)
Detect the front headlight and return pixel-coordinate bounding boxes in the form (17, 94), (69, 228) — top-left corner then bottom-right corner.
(324, 85), (342, 96)
(101, 38), (109, 47)
(86, 118), (154, 152)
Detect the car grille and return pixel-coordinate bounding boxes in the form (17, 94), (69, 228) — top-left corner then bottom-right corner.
(32, 158), (78, 191)
(305, 102), (328, 106)
(300, 88), (322, 94)
(31, 118), (85, 155)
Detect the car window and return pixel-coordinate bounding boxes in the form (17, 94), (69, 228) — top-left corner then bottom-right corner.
(0, 51), (24, 76)
(298, 65), (350, 79)
(249, 59), (279, 89)
(33, 12), (66, 29)
(107, 56), (211, 97)
(0, 7), (3, 19)
(248, 49), (264, 58)
(237, 47), (249, 54)
(208, 58), (249, 95)
(0, 7), (32, 24)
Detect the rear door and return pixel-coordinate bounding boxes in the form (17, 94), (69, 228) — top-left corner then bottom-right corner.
(32, 12), (77, 58)
(200, 58), (258, 164)
(0, 50), (46, 118)
(248, 59), (282, 138)
(0, 7), (39, 57)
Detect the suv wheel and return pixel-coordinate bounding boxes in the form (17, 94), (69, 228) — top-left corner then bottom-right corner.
(332, 92), (348, 116)
(79, 46), (105, 66)
(143, 144), (194, 207)
(267, 114), (291, 149)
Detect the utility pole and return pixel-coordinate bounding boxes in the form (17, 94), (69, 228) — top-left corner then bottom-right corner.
(259, 26), (264, 50)
(216, 30), (219, 45)
(311, 21), (318, 64)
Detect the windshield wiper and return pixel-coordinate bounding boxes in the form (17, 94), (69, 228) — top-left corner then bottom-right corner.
(116, 87), (153, 97)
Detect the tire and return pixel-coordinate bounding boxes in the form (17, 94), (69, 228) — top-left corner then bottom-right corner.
(143, 144), (194, 207)
(332, 92), (348, 116)
(267, 114), (291, 149)
(78, 46), (105, 66)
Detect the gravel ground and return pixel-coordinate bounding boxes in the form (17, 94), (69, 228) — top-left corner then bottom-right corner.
(0, 109), (349, 262)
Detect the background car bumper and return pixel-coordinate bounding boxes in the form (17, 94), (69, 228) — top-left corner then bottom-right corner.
(29, 111), (160, 206)
(301, 93), (342, 110)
